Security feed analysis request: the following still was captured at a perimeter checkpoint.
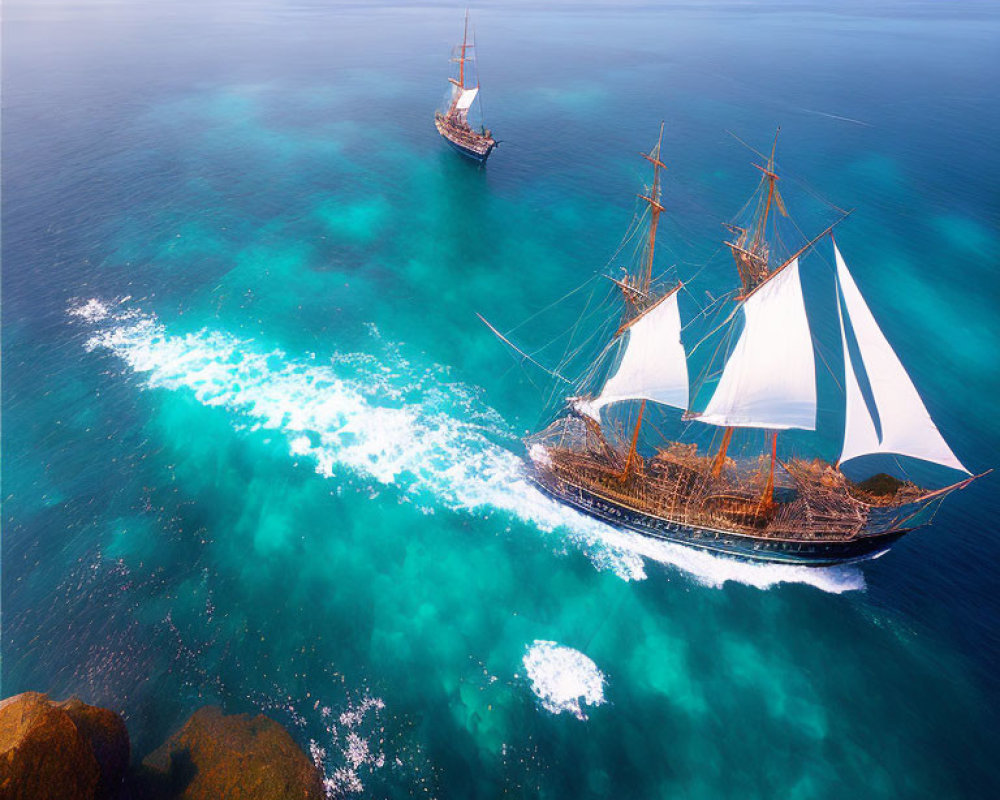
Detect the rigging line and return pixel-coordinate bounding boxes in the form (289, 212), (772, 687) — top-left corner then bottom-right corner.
(686, 298), (742, 358)
(726, 129), (770, 162)
(476, 313), (572, 384)
(602, 203), (651, 273)
(505, 272), (602, 336)
(679, 244), (726, 292)
(691, 311), (738, 404)
(550, 278), (617, 367)
(680, 284), (735, 331)
(783, 170), (850, 217)
(813, 338), (844, 393)
(551, 282), (603, 382)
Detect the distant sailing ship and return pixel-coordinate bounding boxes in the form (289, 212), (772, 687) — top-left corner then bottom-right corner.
(485, 126), (984, 566)
(434, 11), (496, 163)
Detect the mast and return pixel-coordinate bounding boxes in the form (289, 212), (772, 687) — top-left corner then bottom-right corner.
(449, 10), (471, 92)
(638, 122), (667, 299)
(618, 125), (667, 481)
(762, 431), (777, 507)
(709, 129), (784, 475)
(711, 427), (733, 477)
(724, 127), (784, 293)
(619, 400), (646, 482)
(460, 10), (469, 89)
(751, 129), (780, 253)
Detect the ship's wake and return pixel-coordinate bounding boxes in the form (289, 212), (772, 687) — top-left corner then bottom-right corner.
(71, 299), (864, 593)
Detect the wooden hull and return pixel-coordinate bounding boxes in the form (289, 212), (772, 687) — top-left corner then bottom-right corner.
(529, 466), (912, 566)
(434, 114), (495, 162)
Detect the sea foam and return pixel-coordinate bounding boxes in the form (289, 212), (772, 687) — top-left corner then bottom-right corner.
(522, 640), (606, 720)
(72, 299), (864, 593)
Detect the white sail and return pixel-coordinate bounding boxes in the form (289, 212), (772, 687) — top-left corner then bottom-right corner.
(698, 258), (817, 430)
(834, 243), (969, 473)
(580, 290), (688, 420)
(455, 87), (479, 111)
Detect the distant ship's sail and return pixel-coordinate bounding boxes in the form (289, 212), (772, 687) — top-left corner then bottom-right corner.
(698, 258), (817, 430)
(434, 12), (496, 162)
(578, 288), (688, 421)
(834, 244), (969, 473)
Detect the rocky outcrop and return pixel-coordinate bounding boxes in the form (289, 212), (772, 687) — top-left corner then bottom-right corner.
(0, 694), (322, 800)
(139, 706), (324, 800)
(0, 692), (129, 800)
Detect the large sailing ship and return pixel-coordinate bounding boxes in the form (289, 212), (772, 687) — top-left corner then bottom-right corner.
(499, 126), (982, 566)
(434, 11), (496, 163)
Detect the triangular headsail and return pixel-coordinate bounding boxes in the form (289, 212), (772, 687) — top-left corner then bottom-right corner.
(577, 289), (688, 420)
(697, 258), (817, 430)
(835, 243), (969, 473)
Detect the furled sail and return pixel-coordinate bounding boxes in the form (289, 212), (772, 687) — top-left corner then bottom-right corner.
(577, 290), (688, 420)
(455, 87), (479, 111)
(834, 243), (969, 473)
(698, 258), (817, 430)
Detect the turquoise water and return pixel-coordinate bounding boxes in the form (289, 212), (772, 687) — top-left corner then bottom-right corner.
(4, 1), (1000, 797)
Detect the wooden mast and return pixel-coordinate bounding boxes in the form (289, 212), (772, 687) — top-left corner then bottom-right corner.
(447, 10), (471, 102)
(762, 431), (777, 506)
(619, 125), (667, 482)
(619, 400), (646, 482)
(724, 127), (783, 292)
(710, 130), (783, 477)
(751, 128), (781, 254)
(711, 427), (733, 477)
(459, 9), (469, 89)
(638, 121), (667, 298)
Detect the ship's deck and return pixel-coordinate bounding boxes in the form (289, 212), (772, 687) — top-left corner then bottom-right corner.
(533, 443), (927, 543)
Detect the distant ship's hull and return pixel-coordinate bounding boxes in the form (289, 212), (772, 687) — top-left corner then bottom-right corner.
(435, 113), (496, 163)
(529, 467), (913, 566)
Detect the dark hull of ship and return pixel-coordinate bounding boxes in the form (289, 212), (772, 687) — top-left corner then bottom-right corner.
(434, 116), (495, 163)
(529, 467), (913, 566)
(440, 132), (495, 162)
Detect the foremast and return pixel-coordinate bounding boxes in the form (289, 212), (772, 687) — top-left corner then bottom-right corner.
(615, 123), (675, 481)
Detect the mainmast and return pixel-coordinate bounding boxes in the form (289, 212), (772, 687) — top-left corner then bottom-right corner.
(724, 127), (785, 294)
(713, 129), (786, 481)
(450, 10), (472, 93)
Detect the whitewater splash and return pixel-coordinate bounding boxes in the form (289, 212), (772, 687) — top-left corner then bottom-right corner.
(70, 299), (864, 593)
(522, 641), (606, 720)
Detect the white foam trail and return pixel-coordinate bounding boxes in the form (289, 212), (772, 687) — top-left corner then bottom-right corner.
(72, 299), (863, 593)
(522, 640), (606, 720)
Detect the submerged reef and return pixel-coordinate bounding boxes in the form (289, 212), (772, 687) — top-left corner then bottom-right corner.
(0, 693), (322, 800)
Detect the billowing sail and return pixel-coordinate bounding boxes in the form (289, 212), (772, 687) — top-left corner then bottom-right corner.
(835, 244), (969, 473)
(455, 87), (479, 111)
(698, 258), (817, 430)
(578, 290), (688, 420)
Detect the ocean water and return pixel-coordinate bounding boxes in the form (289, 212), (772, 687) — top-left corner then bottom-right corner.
(4, 1), (1000, 797)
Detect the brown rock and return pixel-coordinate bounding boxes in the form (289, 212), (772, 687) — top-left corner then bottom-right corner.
(57, 697), (130, 798)
(140, 706), (323, 800)
(0, 691), (129, 800)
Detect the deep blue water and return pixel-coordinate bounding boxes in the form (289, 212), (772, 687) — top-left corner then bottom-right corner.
(4, 1), (1000, 797)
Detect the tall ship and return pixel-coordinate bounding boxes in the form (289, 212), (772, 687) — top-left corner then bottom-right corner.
(488, 126), (983, 566)
(434, 11), (497, 163)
